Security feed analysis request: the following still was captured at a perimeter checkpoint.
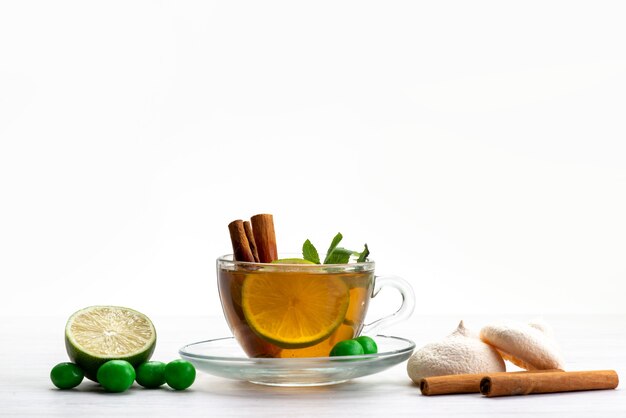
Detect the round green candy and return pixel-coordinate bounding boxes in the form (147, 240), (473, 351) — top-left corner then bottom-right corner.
(329, 339), (365, 357)
(50, 362), (84, 389)
(136, 361), (166, 389)
(354, 336), (378, 354)
(165, 359), (196, 390)
(97, 360), (136, 393)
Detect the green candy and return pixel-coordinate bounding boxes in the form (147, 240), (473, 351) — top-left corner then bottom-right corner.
(354, 336), (378, 354)
(136, 361), (167, 389)
(97, 360), (136, 393)
(329, 339), (365, 357)
(165, 360), (196, 391)
(50, 362), (84, 389)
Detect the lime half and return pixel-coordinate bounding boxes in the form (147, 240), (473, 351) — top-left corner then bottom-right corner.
(65, 306), (156, 381)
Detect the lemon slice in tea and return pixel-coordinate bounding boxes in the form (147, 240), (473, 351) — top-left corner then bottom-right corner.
(65, 306), (156, 381)
(241, 273), (349, 348)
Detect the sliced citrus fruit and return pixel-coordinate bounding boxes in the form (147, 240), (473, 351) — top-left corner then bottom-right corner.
(65, 306), (156, 381)
(271, 258), (316, 264)
(241, 274), (349, 348)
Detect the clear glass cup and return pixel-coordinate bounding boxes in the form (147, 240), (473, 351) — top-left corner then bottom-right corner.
(217, 254), (415, 358)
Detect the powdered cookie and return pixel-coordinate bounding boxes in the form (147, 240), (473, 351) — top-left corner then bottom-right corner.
(407, 321), (505, 384)
(480, 319), (564, 371)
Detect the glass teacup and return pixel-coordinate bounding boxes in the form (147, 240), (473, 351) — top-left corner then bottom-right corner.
(217, 254), (415, 358)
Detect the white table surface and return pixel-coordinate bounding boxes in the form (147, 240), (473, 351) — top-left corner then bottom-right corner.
(1, 314), (624, 417)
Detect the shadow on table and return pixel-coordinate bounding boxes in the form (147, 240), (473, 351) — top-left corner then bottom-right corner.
(194, 377), (418, 399)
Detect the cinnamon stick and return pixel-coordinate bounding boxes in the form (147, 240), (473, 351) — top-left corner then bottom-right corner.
(480, 370), (619, 397)
(250, 214), (278, 263)
(228, 220), (256, 262)
(243, 221), (260, 262)
(420, 369), (563, 396)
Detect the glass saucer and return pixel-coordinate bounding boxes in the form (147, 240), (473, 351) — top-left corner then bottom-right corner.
(179, 335), (415, 387)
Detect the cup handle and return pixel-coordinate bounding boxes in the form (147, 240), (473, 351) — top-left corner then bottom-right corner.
(361, 275), (415, 335)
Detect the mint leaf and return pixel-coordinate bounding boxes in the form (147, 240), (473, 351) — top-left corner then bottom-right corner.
(323, 233), (343, 264)
(324, 247), (352, 264)
(316, 232), (371, 264)
(302, 239), (321, 264)
(326, 232), (343, 254)
(357, 244), (370, 262)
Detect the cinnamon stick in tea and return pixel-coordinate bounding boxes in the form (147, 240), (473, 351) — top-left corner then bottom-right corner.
(243, 221), (260, 262)
(251, 214), (278, 263)
(480, 370), (619, 397)
(228, 220), (256, 262)
(420, 369), (563, 396)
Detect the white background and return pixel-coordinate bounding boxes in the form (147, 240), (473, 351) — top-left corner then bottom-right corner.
(1, 1), (625, 318)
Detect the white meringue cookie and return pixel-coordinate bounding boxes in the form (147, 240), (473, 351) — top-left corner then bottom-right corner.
(480, 319), (565, 371)
(407, 321), (505, 384)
